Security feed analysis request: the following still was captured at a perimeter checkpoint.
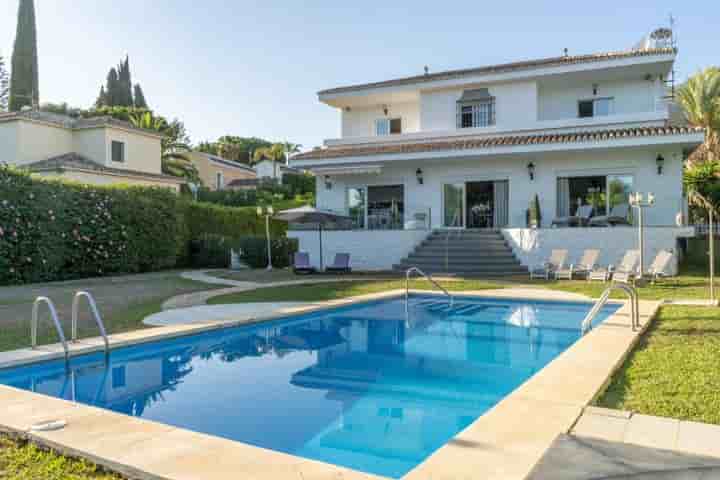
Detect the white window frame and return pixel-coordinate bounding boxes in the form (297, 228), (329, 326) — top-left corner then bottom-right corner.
(578, 97), (615, 118)
(216, 171), (224, 190)
(457, 99), (495, 129)
(374, 117), (402, 136)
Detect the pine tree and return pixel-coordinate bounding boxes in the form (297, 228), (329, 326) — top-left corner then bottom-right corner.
(0, 53), (9, 111)
(9, 0), (39, 111)
(133, 84), (148, 109)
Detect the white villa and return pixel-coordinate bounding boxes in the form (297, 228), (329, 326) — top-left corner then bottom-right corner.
(290, 30), (703, 273)
(0, 111), (183, 190)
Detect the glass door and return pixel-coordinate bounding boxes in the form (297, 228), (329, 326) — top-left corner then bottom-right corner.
(443, 183), (465, 228)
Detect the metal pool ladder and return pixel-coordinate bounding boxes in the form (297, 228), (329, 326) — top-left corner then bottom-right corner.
(31, 296), (69, 361)
(72, 291), (109, 355)
(581, 284), (639, 335)
(405, 267), (454, 315)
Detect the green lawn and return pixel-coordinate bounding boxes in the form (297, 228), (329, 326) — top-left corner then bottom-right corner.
(0, 437), (122, 480)
(597, 305), (720, 425)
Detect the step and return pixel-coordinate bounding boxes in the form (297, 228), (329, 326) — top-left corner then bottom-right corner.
(407, 251), (518, 259)
(395, 263), (528, 274)
(419, 241), (511, 249)
(403, 257), (523, 267)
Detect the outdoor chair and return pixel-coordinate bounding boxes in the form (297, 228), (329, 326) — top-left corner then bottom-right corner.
(293, 252), (316, 275)
(554, 249), (600, 280)
(588, 250), (639, 283)
(326, 253), (352, 273)
(530, 249), (568, 280)
(611, 250), (641, 284)
(647, 250), (675, 284)
(552, 205), (594, 228)
(589, 204), (631, 227)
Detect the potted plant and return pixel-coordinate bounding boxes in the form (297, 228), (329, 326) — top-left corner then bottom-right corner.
(527, 194), (542, 228)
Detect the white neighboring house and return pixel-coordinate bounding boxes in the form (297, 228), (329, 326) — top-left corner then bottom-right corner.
(289, 30), (703, 272)
(0, 111), (183, 190)
(254, 159), (303, 182)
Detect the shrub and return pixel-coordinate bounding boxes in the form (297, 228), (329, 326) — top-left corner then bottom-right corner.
(188, 234), (298, 269)
(0, 166), (186, 284)
(182, 201), (287, 239)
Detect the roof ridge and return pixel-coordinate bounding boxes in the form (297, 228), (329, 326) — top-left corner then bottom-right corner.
(319, 48), (676, 95)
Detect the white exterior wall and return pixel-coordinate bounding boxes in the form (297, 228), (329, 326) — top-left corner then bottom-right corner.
(503, 226), (695, 275)
(420, 81), (538, 132)
(315, 145), (685, 229)
(341, 102), (420, 138)
(538, 79), (657, 121)
(255, 160), (280, 179)
(104, 127), (162, 175)
(287, 230), (428, 270)
(73, 129), (107, 165)
(15, 121), (73, 166)
(0, 122), (19, 163)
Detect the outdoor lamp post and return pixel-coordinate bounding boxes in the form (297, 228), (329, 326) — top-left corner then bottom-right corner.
(257, 205), (275, 270)
(629, 192), (655, 281)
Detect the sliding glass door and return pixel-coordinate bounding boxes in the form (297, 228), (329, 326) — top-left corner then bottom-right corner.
(556, 174), (634, 218)
(443, 183), (465, 228)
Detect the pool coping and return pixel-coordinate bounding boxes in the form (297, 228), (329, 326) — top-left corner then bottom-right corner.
(0, 288), (661, 480)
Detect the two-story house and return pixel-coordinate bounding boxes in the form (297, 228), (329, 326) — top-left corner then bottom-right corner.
(0, 111), (183, 190)
(290, 30), (704, 273)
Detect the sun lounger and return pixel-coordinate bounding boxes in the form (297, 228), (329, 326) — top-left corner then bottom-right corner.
(588, 250), (639, 283)
(647, 250), (674, 283)
(326, 253), (352, 273)
(530, 249), (568, 280)
(293, 252), (316, 274)
(554, 249), (600, 280)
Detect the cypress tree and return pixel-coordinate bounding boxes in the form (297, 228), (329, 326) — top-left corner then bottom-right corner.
(0, 53), (9, 111)
(105, 68), (119, 106)
(133, 84), (148, 109)
(115, 56), (133, 107)
(9, 0), (39, 111)
(95, 85), (107, 108)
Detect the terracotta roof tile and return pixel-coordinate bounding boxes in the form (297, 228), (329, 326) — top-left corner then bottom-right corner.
(293, 126), (703, 161)
(319, 48), (676, 96)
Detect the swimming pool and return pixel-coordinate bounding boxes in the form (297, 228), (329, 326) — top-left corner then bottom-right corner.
(0, 294), (618, 478)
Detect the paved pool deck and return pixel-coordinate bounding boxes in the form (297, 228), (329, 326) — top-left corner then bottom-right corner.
(0, 287), (663, 480)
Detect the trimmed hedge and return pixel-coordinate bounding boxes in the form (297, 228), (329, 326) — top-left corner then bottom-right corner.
(0, 166), (186, 284)
(188, 234), (298, 269)
(0, 167), (295, 285)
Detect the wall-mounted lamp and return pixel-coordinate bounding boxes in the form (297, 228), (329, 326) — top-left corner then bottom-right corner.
(416, 168), (424, 185)
(344, 106), (352, 112)
(324, 175), (332, 190)
(656, 154), (665, 175)
(592, 83), (599, 96)
(527, 162), (536, 181)
(382, 104), (389, 116)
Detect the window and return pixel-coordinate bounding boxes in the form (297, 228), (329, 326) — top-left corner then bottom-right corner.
(111, 141), (125, 163)
(367, 185), (404, 230)
(347, 187), (366, 229)
(375, 118), (401, 136)
(215, 171), (224, 190)
(457, 100), (495, 128)
(557, 174), (634, 218)
(578, 98), (614, 118)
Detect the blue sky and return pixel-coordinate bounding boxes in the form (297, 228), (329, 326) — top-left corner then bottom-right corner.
(0, 1), (717, 150)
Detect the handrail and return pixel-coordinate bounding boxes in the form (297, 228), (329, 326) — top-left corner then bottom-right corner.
(581, 284), (639, 335)
(31, 296), (69, 361)
(405, 267), (454, 315)
(72, 291), (109, 355)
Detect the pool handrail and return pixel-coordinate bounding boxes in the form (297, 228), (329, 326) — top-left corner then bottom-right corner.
(72, 291), (109, 355)
(405, 267), (454, 314)
(581, 283), (639, 335)
(31, 296), (69, 361)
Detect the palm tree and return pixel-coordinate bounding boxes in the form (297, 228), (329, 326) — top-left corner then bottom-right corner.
(677, 67), (720, 165)
(130, 112), (199, 182)
(252, 143), (286, 164)
(281, 141), (302, 164)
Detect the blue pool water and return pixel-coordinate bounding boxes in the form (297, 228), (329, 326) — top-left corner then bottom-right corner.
(0, 295), (618, 478)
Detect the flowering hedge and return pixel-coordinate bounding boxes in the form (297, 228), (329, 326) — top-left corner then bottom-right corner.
(0, 167), (187, 284)
(0, 167), (298, 285)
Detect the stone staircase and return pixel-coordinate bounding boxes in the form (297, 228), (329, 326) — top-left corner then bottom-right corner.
(393, 230), (528, 276)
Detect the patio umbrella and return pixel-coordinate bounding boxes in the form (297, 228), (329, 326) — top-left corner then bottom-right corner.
(275, 206), (350, 270)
